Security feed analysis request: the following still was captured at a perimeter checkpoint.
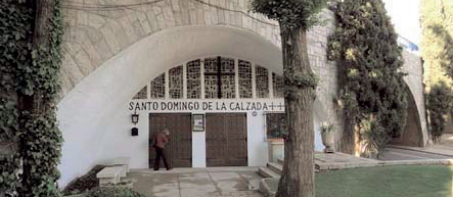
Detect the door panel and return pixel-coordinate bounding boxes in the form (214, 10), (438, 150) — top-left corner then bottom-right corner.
(149, 113), (192, 168)
(227, 114), (248, 166)
(206, 114), (227, 166)
(206, 113), (247, 166)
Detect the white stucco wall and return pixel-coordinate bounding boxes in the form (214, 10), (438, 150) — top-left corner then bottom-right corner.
(247, 111), (269, 166)
(313, 115), (324, 152)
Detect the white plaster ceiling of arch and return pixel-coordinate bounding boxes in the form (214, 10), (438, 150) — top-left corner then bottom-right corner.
(56, 25), (284, 187)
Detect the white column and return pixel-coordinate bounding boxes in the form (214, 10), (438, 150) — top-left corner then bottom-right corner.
(192, 112), (206, 168)
(183, 63), (187, 99)
(192, 131), (206, 167)
(268, 69), (274, 98)
(252, 63), (257, 99)
(201, 59), (205, 99)
(235, 59), (240, 99)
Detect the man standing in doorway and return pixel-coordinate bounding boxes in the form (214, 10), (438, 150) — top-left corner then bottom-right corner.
(153, 128), (171, 171)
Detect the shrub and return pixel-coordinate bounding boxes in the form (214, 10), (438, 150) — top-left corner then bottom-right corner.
(85, 187), (143, 197)
(427, 82), (453, 142)
(360, 119), (388, 158)
(327, 0), (408, 154)
(63, 165), (106, 194)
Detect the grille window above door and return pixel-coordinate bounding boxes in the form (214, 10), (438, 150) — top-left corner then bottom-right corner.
(150, 73), (165, 99)
(238, 60), (252, 98)
(131, 56), (284, 100)
(204, 57), (236, 99)
(169, 65), (183, 99)
(273, 73), (284, 98)
(187, 59), (201, 99)
(256, 65), (269, 98)
(132, 86), (147, 99)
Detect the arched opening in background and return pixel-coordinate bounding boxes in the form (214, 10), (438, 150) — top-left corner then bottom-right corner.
(391, 86), (424, 147)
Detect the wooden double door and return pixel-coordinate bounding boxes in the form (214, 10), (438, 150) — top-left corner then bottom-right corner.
(206, 113), (248, 167)
(149, 113), (192, 168)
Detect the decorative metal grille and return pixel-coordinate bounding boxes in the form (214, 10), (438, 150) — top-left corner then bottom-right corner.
(138, 57), (277, 100)
(204, 57), (218, 99)
(255, 65), (269, 98)
(273, 73), (285, 98)
(187, 59), (201, 99)
(150, 73), (165, 98)
(221, 58), (235, 73)
(132, 86), (148, 99)
(266, 113), (286, 139)
(238, 60), (252, 98)
(221, 58), (235, 99)
(169, 65), (183, 99)
(204, 57), (236, 99)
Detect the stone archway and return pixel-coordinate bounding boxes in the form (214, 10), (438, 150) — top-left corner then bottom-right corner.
(391, 86), (424, 147)
(56, 25), (282, 187)
(60, 0), (280, 97)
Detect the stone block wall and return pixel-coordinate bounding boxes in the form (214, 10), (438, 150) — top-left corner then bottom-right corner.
(305, 10), (346, 151)
(60, 0), (280, 96)
(401, 51), (429, 145)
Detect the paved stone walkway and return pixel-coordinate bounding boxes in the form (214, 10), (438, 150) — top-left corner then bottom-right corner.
(379, 147), (453, 161)
(425, 133), (453, 156)
(381, 134), (453, 160)
(128, 167), (263, 197)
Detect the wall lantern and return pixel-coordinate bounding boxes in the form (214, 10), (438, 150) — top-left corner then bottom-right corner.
(131, 112), (139, 125)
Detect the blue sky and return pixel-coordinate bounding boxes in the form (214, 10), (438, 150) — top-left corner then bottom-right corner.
(382, 0), (421, 45)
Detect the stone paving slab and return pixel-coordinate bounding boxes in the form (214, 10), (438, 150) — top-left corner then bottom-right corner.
(152, 190), (180, 197)
(180, 172), (211, 179)
(237, 171), (263, 190)
(132, 166), (260, 174)
(180, 188), (221, 197)
(221, 191), (263, 197)
(216, 180), (249, 192)
(179, 172), (216, 189)
(130, 172), (180, 197)
(209, 172), (242, 181)
(179, 181), (217, 190)
(129, 168), (263, 197)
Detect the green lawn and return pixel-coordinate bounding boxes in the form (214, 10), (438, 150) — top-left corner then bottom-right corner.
(315, 165), (453, 197)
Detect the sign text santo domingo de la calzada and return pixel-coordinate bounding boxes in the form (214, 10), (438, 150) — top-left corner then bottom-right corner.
(129, 100), (285, 112)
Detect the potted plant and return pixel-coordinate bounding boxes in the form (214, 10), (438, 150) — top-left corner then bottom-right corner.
(320, 122), (335, 153)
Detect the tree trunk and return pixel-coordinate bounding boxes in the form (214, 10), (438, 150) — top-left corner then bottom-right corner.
(33, 0), (54, 47)
(341, 115), (355, 154)
(18, 0), (55, 195)
(275, 26), (315, 197)
(32, 0), (54, 111)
